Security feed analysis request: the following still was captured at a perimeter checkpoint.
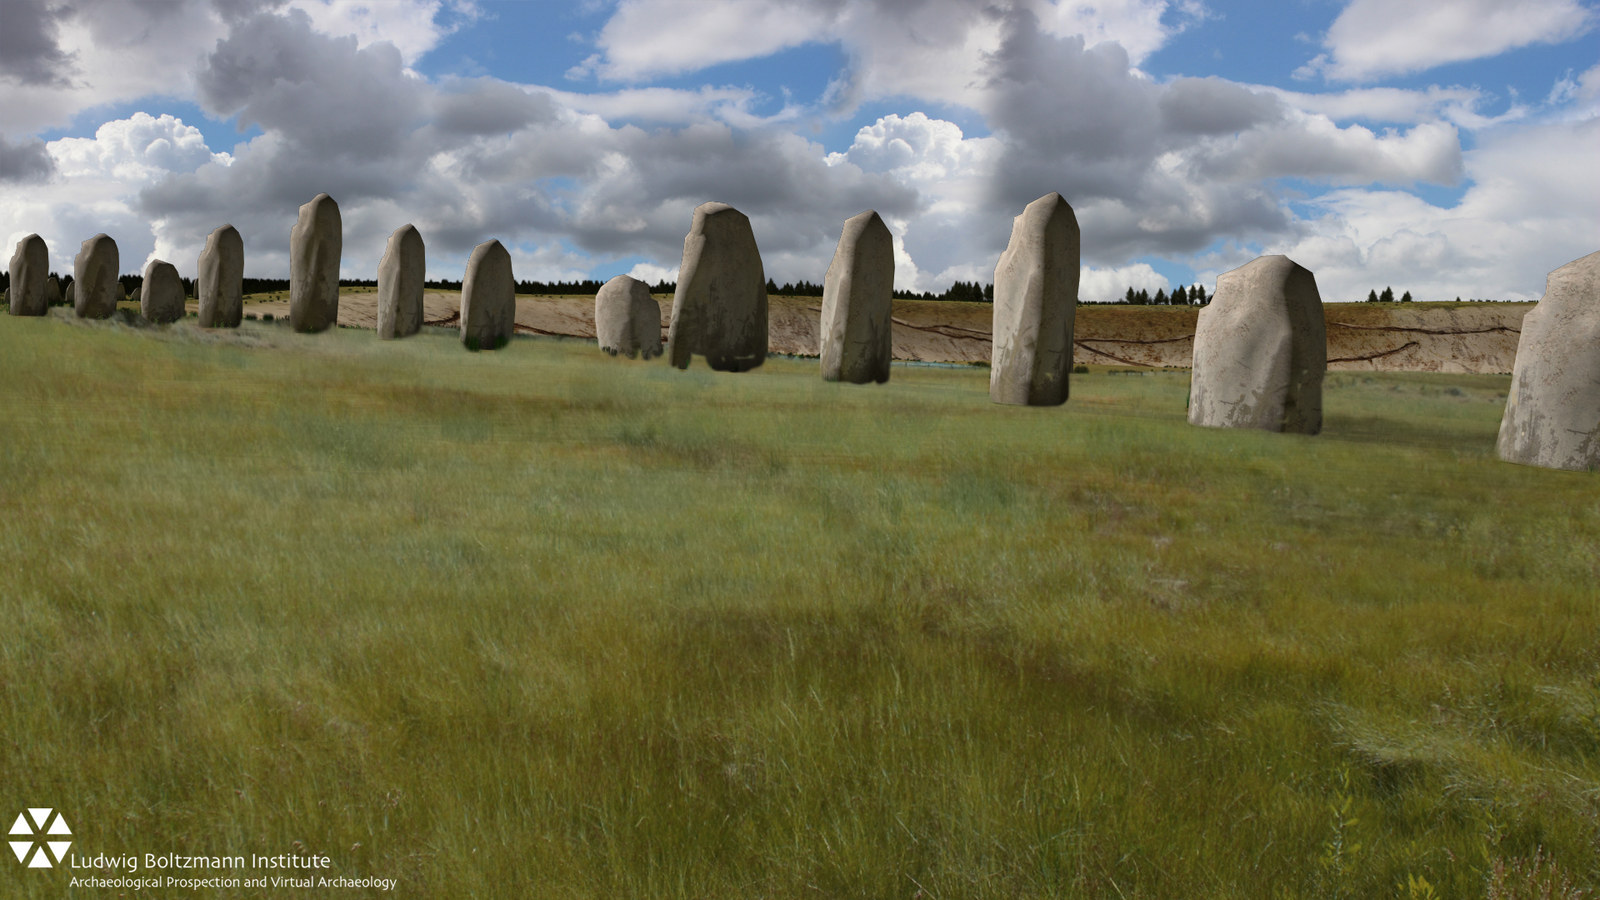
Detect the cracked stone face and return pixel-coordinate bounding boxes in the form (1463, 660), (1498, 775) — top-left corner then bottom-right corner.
(290, 193), (342, 333)
(1497, 249), (1600, 471)
(1188, 254), (1326, 434)
(141, 259), (186, 324)
(667, 202), (768, 372)
(460, 239), (514, 351)
(74, 233), (121, 319)
(595, 274), (662, 359)
(990, 192), (1079, 406)
(198, 224), (244, 328)
(820, 210), (894, 384)
(377, 224), (425, 340)
(8, 234), (50, 317)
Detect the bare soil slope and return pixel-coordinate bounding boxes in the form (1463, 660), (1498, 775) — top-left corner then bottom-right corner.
(238, 291), (1530, 373)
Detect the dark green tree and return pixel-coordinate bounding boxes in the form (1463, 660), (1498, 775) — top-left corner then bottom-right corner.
(1379, 286), (1395, 303)
(1400, 291), (1412, 302)
(1366, 289), (1379, 303)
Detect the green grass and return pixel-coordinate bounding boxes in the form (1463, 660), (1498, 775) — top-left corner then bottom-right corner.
(2, 312), (1597, 899)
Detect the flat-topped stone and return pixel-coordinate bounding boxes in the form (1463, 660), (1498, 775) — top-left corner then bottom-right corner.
(198, 224), (244, 328)
(290, 193), (341, 333)
(141, 259), (186, 323)
(595, 275), (662, 359)
(460, 239), (514, 350)
(377, 224), (425, 340)
(991, 192), (1079, 406)
(821, 210), (894, 384)
(1497, 250), (1600, 471)
(74, 233), (121, 319)
(8, 234), (49, 316)
(667, 201), (767, 371)
(1189, 254), (1325, 434)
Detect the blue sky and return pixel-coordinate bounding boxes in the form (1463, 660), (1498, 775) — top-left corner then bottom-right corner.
(1, 0), (1596, 301)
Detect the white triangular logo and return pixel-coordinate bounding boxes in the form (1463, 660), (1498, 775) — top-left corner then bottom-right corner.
(46, 842), (71, 863)
(8, 814), (30, 836)
(8, 841), (30, 863)
(46, 817), (69, 836)
(26, 809), (51, 830)
(26, 845), (50, 868)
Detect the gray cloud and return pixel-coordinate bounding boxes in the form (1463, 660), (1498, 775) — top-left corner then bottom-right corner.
(0, 135), (57, 183)
(0, 0), (77, 87)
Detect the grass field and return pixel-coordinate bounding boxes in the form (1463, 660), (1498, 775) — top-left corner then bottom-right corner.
(1, 309), (1597, 898)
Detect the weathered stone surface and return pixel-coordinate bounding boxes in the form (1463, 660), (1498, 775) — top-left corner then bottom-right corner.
(290, 193), (341, 333)
(63, 281), (75, 308)
(1189, 254), (1326, 434)
(990, 192), (1079, 406)
(45, 275), (61, 305)
(595, 275), (662, 359)
(1497, 250), (1600, 471)
(8, 233), (49, 316)
(667, 202), (767, 371)
(141, 259), (186, 324)
(821, 210), (894, 384)
(460, 239), (514, 350)
(74, 233), (121, 319)
(377, 224), (425, 340)
(198, 224), (244, 328)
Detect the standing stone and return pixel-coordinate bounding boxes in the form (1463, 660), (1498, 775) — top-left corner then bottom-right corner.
(8, 234), (49, 316)
(141, 259), (185, 324)
(377, 224), (425, 340)
(667, 201), (767, 371)
(74, 233), (121, 319)
(198, 224), (244, 328)
(990, 192), (1079, 406)
(460, 239), (514, 350)
(1497, 250), (1600, 471)
(595, 275), (662, 359)
(45, 275), (61, 306)
(820, 210), (894, 384)
(1189, 254), (1326, 434)
(63, 281), (76, 309)
(290, 193), (341, 333)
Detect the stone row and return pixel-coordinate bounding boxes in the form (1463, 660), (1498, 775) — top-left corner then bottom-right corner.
(5, 194), (1595, 471)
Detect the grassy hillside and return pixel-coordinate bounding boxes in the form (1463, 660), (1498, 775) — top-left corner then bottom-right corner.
(1, 312), (1596, 898)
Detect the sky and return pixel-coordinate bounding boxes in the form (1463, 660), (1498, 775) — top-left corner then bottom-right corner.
(0, 0), (1595, 302)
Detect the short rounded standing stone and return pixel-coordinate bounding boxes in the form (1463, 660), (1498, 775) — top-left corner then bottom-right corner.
(820, 210), (894, 384)
(1188, 254), (1326, 434)
(74, 233), (121, 319)
(141, 259), (186, 324)
(460, 239), (514, 350)
(1497, 249), (1600, 471)
(63, 280), (76, 308)
(595, 275), (662, 359)
(45, 275), (61, 306)
(667, 201), (767, 371)
(8, 233), (50, 316)
(290, 193), (342, 333)
(198, 224), (244, 328)
(990, 192), (1079, 406)
(377, 224), (425, 340)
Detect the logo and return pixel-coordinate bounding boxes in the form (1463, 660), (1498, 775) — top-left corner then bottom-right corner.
(9, 809), (71, 869)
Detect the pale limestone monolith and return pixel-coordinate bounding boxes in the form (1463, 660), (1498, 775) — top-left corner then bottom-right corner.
(8, 234), (49, 316)
(595, 275), (662, 359)
(63, 281), (76, 308)
(990, 192), (1079, 406)
(460, 239), (514, 350)
(667, 202), (767, 372)
(290, 193), (341, 333)
(141, 259), (185, 324)
(1189, 254), (1325, 434)
(820, 210), (894, 384)
(198, 224), (244, 328)
(377, 224), (425, 340)
(1497, 250), (1600, 471)
(74, 233), (120, 319)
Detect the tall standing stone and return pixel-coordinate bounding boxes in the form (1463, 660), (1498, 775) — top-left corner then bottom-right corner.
(63, 281), (76, 309)
(290, 193), (341, 333)
(141, 259), (186, 324)
(1497, 250), (1600, 471)
(820, 210), (894, 384)
(990, 192), (1079, 406)
(198, 224), (244, 328)
(377, 224), (425, 340)
(1189, 254), (1326, 434)
(460, 239), (514, 350)
(8, 234), (49, 316)
(74, 233), (121, 319)
(595, 275), (662, 359)
(667, 202), (767, 372)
